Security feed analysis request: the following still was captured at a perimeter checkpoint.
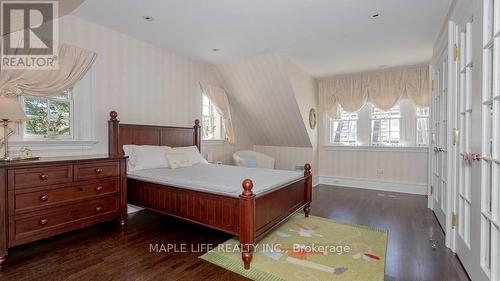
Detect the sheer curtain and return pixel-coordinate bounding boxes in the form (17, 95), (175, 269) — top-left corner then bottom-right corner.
(0, 44), (97, 97)
(321, 65), (429, 116)
(199, 83), (235, 144)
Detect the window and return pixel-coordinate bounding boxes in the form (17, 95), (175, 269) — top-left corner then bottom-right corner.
(328, 107), (357, 145)
(22, 90), (73, 139)
(326, 101), (427, 147)
(371, 105), (401, 145)
(202, 94), (225, 141)
(416, 107), (430, 146)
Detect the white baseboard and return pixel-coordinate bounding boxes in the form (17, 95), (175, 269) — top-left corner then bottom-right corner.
(313, 176), (320, 187)
(127, 204), (144, 214)
(318, 175), (427, 195)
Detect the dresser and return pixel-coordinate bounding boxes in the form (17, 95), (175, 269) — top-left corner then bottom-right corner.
(0, 155), (127, 268)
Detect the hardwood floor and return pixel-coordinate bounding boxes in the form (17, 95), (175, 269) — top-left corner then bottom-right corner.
(0, 185), (470, 281)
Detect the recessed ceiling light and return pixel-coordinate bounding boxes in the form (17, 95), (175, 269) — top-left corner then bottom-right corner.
(370, 13), (380, 19)
(212, 48), (220, 52)
(142, 16), (154, 21)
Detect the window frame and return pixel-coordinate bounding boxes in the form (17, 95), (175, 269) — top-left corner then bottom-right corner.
(20, 90), (75, 140)
(201, 94), (225, 141)
(416, 106), (430, 146)
(327, 107), (358, 145)
(370, 104), (402, 146)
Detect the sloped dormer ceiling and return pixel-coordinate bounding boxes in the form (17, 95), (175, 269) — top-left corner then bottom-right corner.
(216, 54), (316, 148)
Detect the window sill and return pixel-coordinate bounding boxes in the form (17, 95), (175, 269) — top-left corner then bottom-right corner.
(9, 140), (98, 151)
(202, 140), (228, 146)
(323, 145), (428, 153)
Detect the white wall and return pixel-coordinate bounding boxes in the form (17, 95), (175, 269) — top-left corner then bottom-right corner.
(5, 15), (252, 159)
(254, 145), (313, 171)
(216, 53), (311, 147)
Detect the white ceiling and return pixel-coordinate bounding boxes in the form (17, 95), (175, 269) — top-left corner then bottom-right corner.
(73, 0), (451, 78)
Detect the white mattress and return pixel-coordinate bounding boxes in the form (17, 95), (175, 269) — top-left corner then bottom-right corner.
(127, 164), (303, 197)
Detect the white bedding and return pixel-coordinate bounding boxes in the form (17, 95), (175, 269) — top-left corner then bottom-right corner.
(127, 164), (303, 197)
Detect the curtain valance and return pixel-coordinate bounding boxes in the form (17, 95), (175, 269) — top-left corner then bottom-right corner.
(320, 65), (429, 118)
(199, 83), (236, 144)
(0, 44), (97, 97)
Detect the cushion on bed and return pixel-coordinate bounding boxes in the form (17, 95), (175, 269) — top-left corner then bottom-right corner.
(123, 145), (171, 171)
(239, 154), (257, 168)
(165, 152), (193, 169)
(169, 146), (208, 165)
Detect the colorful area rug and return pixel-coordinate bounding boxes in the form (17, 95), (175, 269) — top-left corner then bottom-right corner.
(201, 214), (387, 281)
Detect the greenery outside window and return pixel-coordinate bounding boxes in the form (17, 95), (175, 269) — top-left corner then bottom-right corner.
(21, 90), (73, 139)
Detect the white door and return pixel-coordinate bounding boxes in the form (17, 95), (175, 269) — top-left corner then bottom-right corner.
(455, 20), (479, 277)
(479, 1), (500, 279)
(433, 49), (448, 229)
(456, 2), (500, 280)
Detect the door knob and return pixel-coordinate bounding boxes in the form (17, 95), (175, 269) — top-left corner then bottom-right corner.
(461, 152), (470, 161)
(470, 153), (482, 161)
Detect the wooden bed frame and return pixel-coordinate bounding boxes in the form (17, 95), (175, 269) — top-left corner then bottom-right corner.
(107, 111), (312, 269)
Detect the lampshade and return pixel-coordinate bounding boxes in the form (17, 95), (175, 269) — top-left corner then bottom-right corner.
(0, 96), (27, 121)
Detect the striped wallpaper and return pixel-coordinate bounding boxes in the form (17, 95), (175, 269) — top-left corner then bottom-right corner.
(216, 54), (312, 147)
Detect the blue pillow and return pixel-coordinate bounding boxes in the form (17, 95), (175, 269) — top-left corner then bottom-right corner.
(240, 154), (257, 168)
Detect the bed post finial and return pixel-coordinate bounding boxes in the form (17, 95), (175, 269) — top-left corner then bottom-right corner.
(304, 163), (311, 177)
(304, 163), (312, 218)
(193, 119), (201, 152)
(108, 111), (120, 156)
(242, 179), (254, 196)
(110, 111), (118, 121)
(240, 178), (255, 269)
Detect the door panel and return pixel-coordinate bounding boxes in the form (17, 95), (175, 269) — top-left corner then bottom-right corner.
(455, 2), (500, 280)
(433, 49), (448, 229)
(456, 21), (478, 277)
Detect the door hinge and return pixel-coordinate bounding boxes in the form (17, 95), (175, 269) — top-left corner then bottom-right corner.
(452, 212), (458, 229)
(454, 44), (460, 61)
(452, 128), (459, 146)
(430, 185), (434, 195)
(432, 80), (435, 91)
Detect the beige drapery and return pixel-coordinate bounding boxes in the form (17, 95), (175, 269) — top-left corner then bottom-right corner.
(200, 83), (236, 144)
(0, 44), (97, 97)
(321, 65), (429, 117)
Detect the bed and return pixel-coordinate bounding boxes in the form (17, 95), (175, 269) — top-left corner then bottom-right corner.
(107, 111), (312, 269)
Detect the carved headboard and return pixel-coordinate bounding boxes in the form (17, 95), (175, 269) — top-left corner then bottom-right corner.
(107, 111), (201, 156)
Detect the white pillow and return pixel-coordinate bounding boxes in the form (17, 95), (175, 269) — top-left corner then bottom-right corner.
(165, 152), (192, 169)
(122, 145), (171, 171)
(169, 146), (208, 165)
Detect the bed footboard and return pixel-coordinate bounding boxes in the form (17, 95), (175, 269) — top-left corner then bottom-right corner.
(239, 164), (312, 270)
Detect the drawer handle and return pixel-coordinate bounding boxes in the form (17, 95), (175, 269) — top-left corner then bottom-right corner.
(95, 186), (103, 192)
(95, 168), (103, 174)
(39, 218), (48, 226)
(40, 174), (49, 180)
(39, 195), (49, 202)
(95, 206), (103, 213)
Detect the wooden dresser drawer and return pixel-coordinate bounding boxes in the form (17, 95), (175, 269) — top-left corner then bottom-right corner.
(8, 165), (73, 190)
(74, 161), (119, 181)
(9, 196), (118, 246)
(13, 179), (118, 213)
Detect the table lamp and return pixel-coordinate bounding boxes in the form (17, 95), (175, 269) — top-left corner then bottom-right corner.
(0, 96), (27, 161)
